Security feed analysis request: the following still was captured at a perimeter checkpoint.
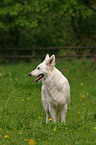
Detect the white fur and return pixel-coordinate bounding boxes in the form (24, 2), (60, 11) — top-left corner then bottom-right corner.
(29, 54), (70, 123)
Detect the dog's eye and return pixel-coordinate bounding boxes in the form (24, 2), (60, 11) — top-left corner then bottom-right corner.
(37, 67), (40, 70)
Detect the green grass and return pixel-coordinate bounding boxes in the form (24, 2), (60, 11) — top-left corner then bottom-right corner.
(0, 59), (96, 145)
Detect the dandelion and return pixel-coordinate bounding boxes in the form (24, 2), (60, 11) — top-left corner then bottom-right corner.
(0, 108), (2, 110)
(36, 99), (38, 101)
(12, 140), (14, 142)
(4, 135), (10, 138)
(80, 99), (82, 101)
(68, 107), (70, 109)
(54, 128), (56, 131)
(28, 139), (36, 145)
(18, 132), (23, 135)
(24, 139), (29, 141)
(38, 117), (40, 119)
(0, 73), (2, 76)
(27, 97), (30, 99)
(21, 99), (24, 101)
(26, 112), (28, 115)
(81, 83), (83, 85)
(93, 127), (96, 129)
(49, 118), (52, 121)
(1, 67), (3, 70)
(65, 133), (67, 135)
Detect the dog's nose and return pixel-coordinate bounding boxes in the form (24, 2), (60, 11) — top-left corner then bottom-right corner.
(28, 73), (31, 76)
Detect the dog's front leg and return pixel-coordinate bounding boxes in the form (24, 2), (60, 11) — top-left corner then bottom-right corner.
(60, 104), (67, 123)
(41, 86), (50, 123)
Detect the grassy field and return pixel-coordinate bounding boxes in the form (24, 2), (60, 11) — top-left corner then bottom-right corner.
(0, 58), (96, 145)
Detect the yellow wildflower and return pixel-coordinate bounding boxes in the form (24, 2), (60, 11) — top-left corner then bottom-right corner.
(38, 117), (40, 119)
(81, 83), (83, 85)
(54, 128), (56, 131)
(49, 118), (52, 121)
(18, 132), (23, 135)
(24, 139), (29, 141)
(4, 135), (10, 138)
(28, 139), (36, 145)
(0, 73), (2, 76)
(93, 127), (96, 129)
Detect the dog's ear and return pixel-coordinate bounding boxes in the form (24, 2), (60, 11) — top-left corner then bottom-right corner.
(44, 54), (49, 61)
(48, 55), (55, 66)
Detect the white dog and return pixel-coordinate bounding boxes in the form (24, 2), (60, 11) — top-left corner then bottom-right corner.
(29, 54), (70, 123)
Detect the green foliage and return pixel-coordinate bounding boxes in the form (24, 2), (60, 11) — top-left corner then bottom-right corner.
(0, 0), (96, 48)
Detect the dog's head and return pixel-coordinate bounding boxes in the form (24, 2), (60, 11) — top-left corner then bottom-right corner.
(28, 54), (55, 83)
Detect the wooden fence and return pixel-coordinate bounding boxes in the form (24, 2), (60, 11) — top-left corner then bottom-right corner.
(0, 46), (96, 60)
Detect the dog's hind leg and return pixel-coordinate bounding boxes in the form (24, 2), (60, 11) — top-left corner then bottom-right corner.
(60, 104), (67, 123)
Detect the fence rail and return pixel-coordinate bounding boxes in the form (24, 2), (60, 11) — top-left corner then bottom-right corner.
(0, 46), (96, 50)
(0, 46), (96, 59)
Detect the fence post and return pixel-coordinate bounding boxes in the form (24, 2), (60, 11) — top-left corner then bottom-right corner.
(12, 48), (19, 63)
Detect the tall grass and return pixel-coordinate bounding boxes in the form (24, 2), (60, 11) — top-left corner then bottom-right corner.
(0, 58), (96, 145)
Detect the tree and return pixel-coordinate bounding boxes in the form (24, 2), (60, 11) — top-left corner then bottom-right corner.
(0, 0), (96, 50)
